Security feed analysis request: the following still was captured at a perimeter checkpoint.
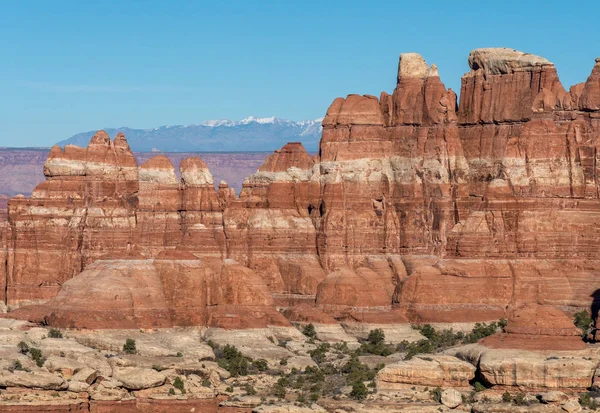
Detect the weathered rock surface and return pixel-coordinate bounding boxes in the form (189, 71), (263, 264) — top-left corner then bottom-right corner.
(376, 354), (476, 388)
(481, 304), (586, 351)
(2, 46), (600, 335)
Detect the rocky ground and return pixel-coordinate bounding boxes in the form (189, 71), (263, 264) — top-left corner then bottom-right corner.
(1, 317), (599, 412)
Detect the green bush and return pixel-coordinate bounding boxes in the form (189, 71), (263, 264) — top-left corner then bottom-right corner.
(252, 358), (268, 372)
(473, 381), (486, 392)
(29, 347), (45, 367)
(173, 376), (186, 394)
(574, 310), (593, 338)
(123, 338), (136, 354)
(358, 329), (394, 356)
(244, 384), (256, 395)
(11, 359), (25, 372)
(168, 388), (175, 396)
(152, 365), (166, 372)
(502, 391), (512, 403)
(513, 392), (527, 406)
(17, 341), (29, 354)
(216, 344), (248, 377)
(463, 322), (502, 344)
(350, 380), (368, 400)
(430, 386), (442, 403)
(302, 323), (317, 339)
(48, 329), (63, 339)
(580, 391), (600, 409)
(308, 343), (330, 364)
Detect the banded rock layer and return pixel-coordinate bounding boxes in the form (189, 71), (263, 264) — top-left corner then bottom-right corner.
(2, 47), (600, 329)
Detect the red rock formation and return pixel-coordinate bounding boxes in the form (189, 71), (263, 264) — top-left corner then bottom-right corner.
(3, 47), (600, 330)
(224, 141), (323, 294)
(481, 304), (586, 351)
(8, 251), (288, 329)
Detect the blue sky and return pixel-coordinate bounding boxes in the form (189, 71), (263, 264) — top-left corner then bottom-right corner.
(1, 0), (598, 147)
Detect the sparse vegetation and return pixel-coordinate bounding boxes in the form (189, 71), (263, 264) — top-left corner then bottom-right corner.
(302, 323), (317, 339)
(502, 391), (512, 403)
(48, 328), (63, 339)
(580, 391), (600, 410)
(397, 321), (505, 360)
(473, 381), (486, 392)
(29, 347), (45, 367)
(357, 329), (394, 356)
(244, 384), (256, 395)
(17, 341), (29, 354)
(214, 344), (249, 377)
(152, 365), (166, 372)
(252, 358), (269, 372)
(123, 338), (136, 354)
(430, 386), (442, 403)
(173, 376), (186, 394)
(9, 359), (25, 372)
(350, 380), (368, 400)
(512, 392), (527, 406)
(574, 310), (593, 338)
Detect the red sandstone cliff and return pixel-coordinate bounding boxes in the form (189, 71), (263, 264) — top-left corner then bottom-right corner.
(2, 47), (600, 329)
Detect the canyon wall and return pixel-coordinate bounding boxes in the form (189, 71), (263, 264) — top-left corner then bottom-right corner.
(2, 48), (600, 328)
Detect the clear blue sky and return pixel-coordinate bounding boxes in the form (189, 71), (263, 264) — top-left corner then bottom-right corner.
(1, 0), (598, 147)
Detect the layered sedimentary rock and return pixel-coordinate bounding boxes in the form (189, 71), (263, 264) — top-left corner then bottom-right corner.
(481, 304), (586, 351)
(2, 47), (600, 330)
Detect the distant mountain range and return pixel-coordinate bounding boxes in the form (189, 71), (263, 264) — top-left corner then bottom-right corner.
(57, 116), (324, 152)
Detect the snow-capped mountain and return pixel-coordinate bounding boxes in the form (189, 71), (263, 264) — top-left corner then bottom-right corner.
(57, 117), (324, 152)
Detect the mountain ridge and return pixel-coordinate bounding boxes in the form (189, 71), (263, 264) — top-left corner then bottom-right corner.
(57, 116), (324, 152)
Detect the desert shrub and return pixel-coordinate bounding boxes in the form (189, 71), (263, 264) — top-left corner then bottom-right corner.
(397, 339), (436, 360)
(252, 358), (268, 372)
(430, 386), (442, 403)
(173, 376), (186, 394)
(302, 323), (317, 339)
(502, 391), (512, 403)
(168, 388), (175, 396)
(152, 365), (166, 372)
(123, 338), (136, 354)
(350, 380), (368, 400)
(17, 341), (29, 354)
(273, 381), (286, 398)
(280, 358), (288, 366)
(216, 344), (248, 377)
(580, 391), (600, 409)
(10, 359), (25, 372)
(308, 343), (330, 364)
(225, 386), (234, 392)
(29, 347), (45, 367)
(358, 329), (394, 356)
(48, 329), (63, 339)
(342, 356), (376, 384)
(473, 381), (486, 392)
(513, 392), (527, 406)
(244, 384), (256, 395)
(463, 322), (501, 344)
(574, 310), (593, 338)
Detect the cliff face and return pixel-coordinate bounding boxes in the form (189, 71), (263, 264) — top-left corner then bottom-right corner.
(2, 48), (600, 328)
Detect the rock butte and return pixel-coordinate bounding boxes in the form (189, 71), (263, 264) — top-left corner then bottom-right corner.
(1, 47), (600, 346)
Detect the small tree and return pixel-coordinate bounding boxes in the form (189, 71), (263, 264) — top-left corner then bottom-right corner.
(574, 310), (593, 338)
(48, 329), (63, 339)
(29, 348), (45, 367)
(17, 341), (29, 354)
(367, 328), (385, 346)
(173, 376), (186, 394)
(302, 323), (317, 339)
(123, 338), (137, 354)
(350, 381), (368, 400)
